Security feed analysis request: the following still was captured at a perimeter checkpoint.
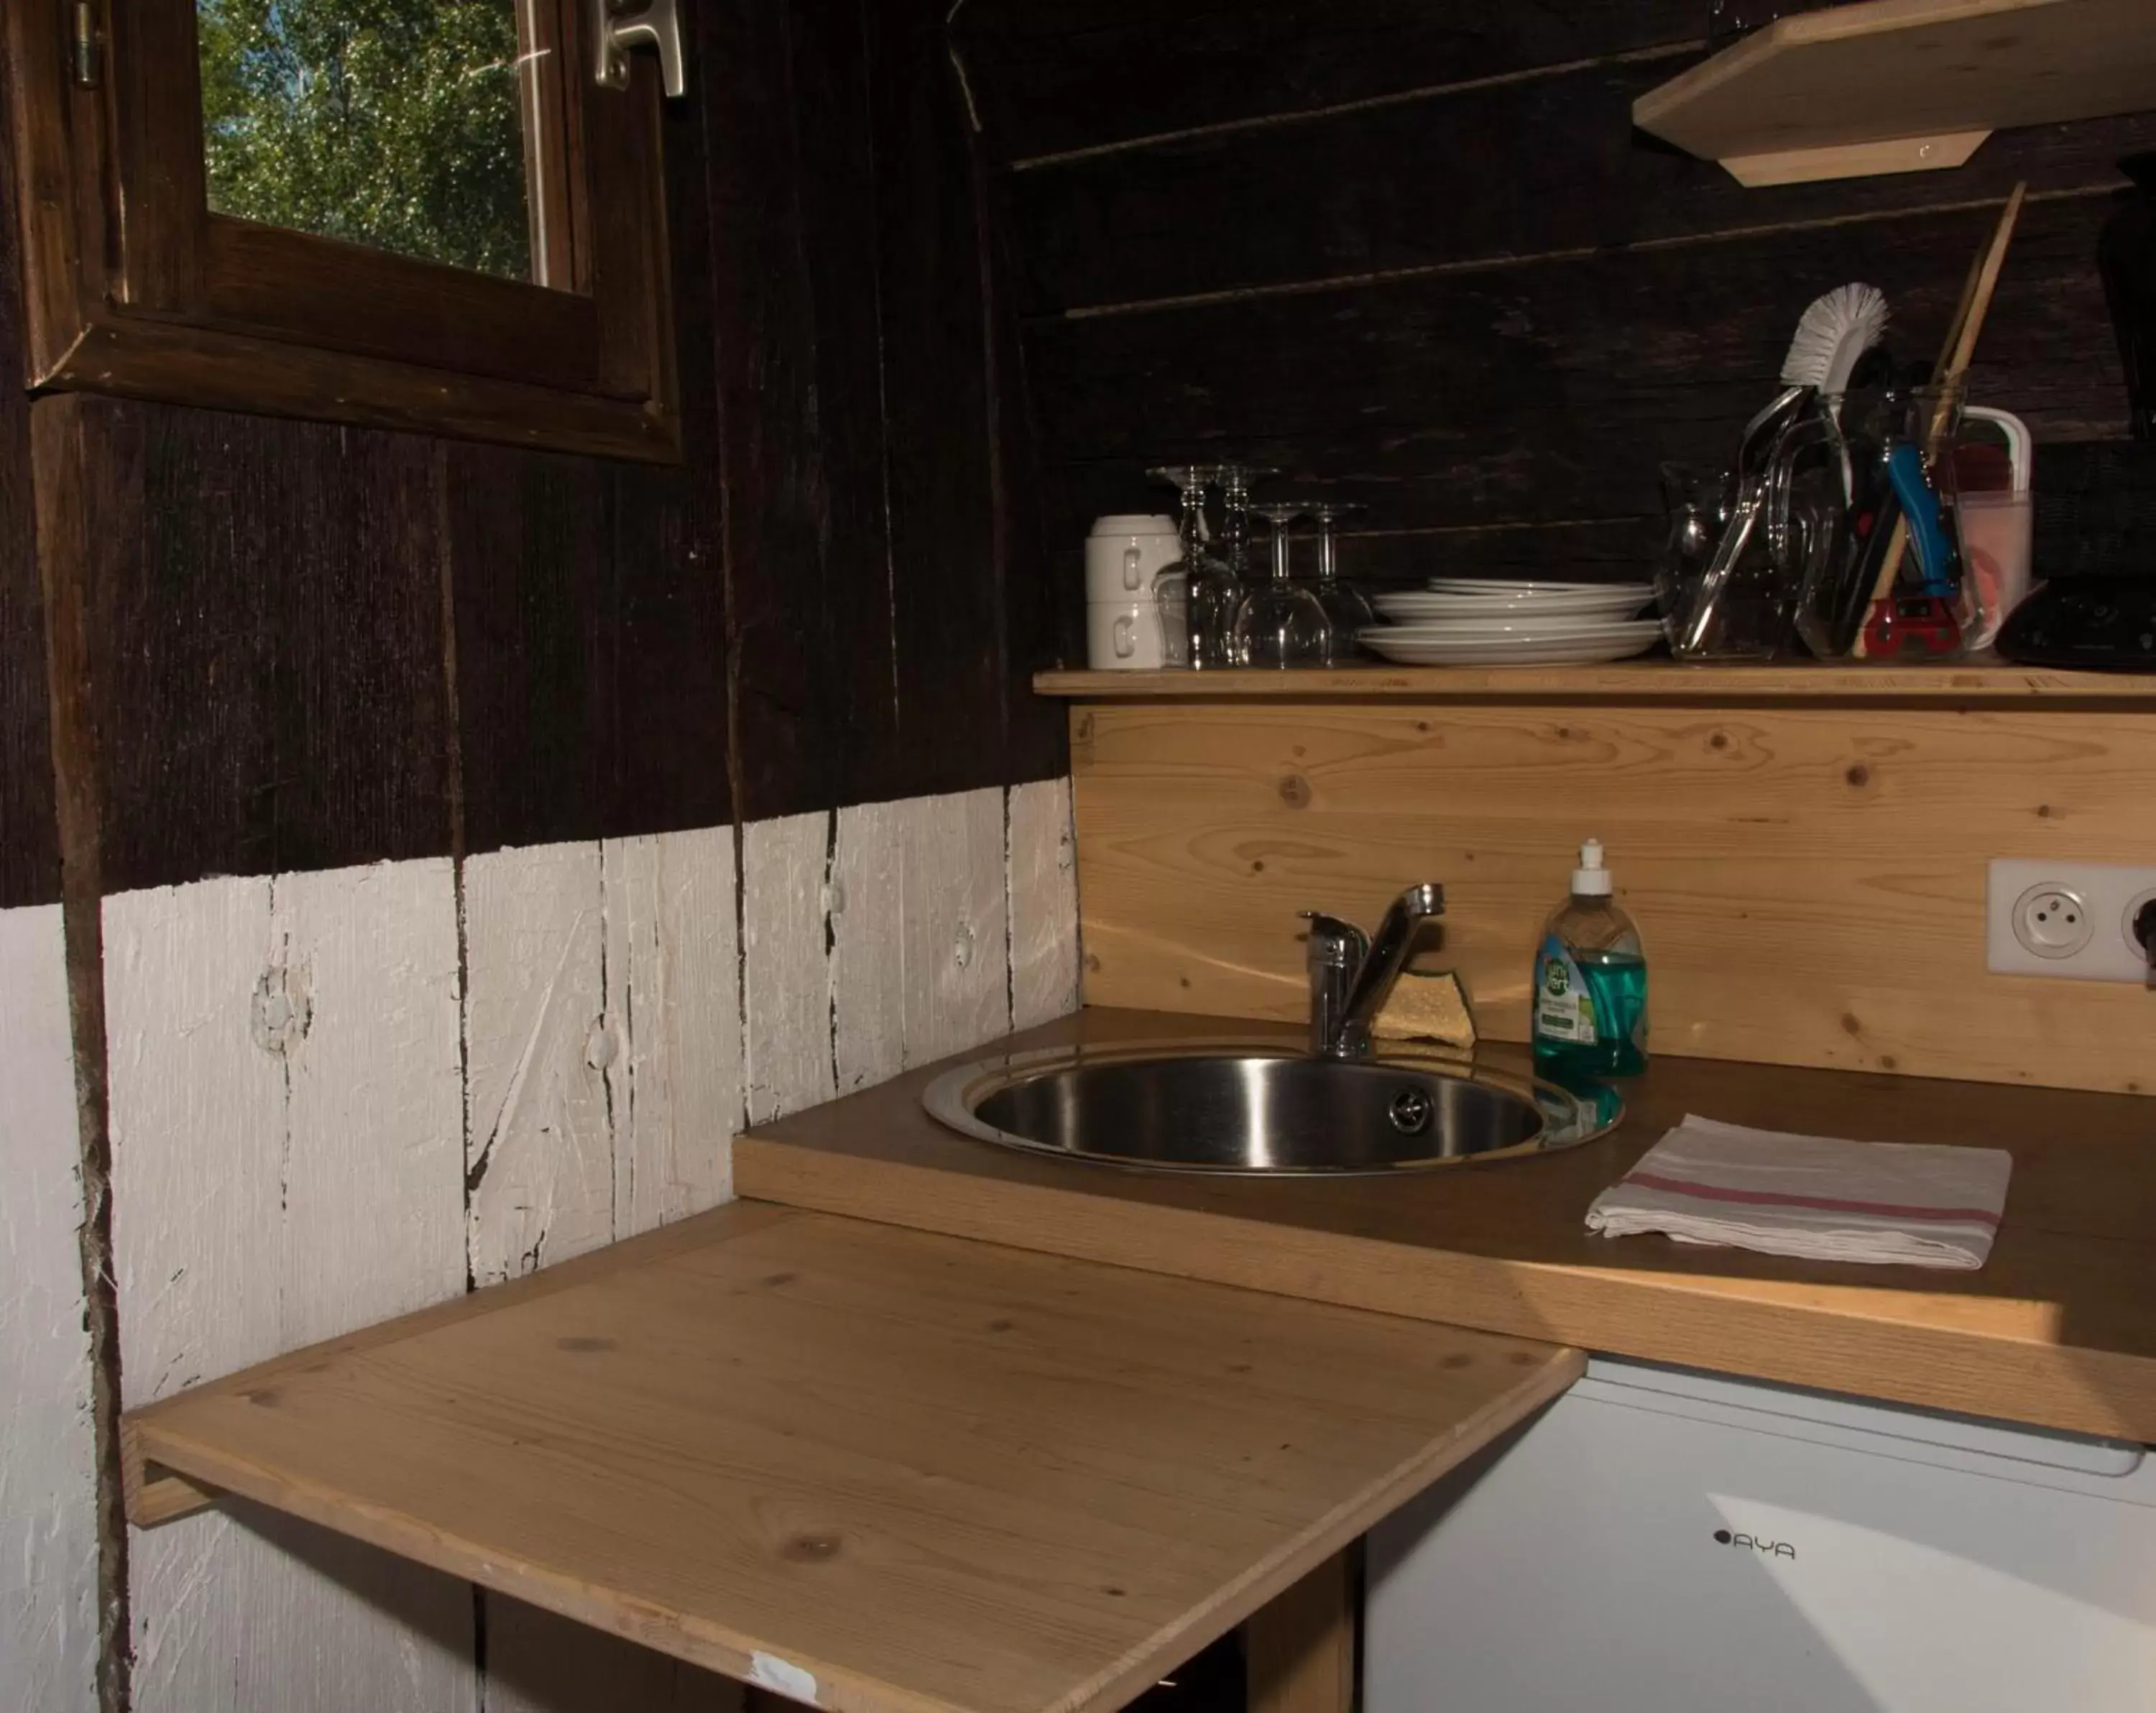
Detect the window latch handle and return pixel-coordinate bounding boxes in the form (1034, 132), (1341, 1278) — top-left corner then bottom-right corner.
(594, 0), (684, 98)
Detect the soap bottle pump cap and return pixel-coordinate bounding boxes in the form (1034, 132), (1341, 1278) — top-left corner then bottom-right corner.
(1572, 838), (1613, 897)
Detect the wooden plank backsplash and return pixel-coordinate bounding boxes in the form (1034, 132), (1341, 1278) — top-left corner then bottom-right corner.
(1069, 703), (2156, 1095)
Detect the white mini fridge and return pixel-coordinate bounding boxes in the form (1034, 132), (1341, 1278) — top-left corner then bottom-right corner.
(1366, 1357), (2156, 1712)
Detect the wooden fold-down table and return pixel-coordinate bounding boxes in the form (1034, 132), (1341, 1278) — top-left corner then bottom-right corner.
(121, 1201), (1580, 1713)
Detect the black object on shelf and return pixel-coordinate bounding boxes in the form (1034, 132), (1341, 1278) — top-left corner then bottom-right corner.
(2099, 152), (2156, 441)
(1995, 576), (2156, 671)
(2031, 442), (2156, 582)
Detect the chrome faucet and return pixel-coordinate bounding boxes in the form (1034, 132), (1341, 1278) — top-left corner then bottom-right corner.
(1302, 883), (1446, 1061)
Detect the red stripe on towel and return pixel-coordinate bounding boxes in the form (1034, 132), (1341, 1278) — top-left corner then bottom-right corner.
(1623, 1171), (2002, 1229)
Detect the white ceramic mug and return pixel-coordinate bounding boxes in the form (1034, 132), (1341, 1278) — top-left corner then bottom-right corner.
(1085, 514), (1179, 605)
(1087, 600), (1169, 670)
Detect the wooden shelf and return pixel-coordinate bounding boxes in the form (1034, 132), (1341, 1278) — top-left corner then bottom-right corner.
(1633, 0), (2156, 187)
(1034, 662), (2156, 703)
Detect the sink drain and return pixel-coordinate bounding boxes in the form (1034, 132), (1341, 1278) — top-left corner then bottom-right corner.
(1388, 1087), (1434, 1135)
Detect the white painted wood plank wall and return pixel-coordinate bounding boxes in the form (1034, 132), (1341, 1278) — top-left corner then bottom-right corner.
(900, 787), (1012, 1066)
(464, 842), (612, 1288)
(831, 800), (906, 1094)
(464, 827), (743, 1713)
(604, 828), (740, 1235)
(107, 862), (476, 1713)
(29, 782), (1077, 1712)
(1008, 777), (1081, 1031)
(742, 811), (838, 1126)
(0, 904), (99, 1713)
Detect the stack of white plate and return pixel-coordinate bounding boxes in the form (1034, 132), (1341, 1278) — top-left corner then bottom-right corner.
(1361, 578), (1660, 665)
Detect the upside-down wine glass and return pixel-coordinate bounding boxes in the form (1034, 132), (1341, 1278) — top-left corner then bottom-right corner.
(1304, 499), (1376, 664)
(1213, 461), (1280, 579)
(1234, 503), (1332, 668)
(1149, 463), (1232, 668)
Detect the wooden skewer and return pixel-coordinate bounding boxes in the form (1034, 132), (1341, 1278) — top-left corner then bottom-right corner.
(1851, 182), (2025, 658)
(1933, 218), (1995, 392)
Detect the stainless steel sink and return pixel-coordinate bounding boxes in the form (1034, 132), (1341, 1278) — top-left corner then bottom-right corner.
(921, 1043), (1623, 1175)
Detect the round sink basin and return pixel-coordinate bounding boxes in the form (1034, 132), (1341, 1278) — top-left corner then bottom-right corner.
(921, 1043), (1622, 1175)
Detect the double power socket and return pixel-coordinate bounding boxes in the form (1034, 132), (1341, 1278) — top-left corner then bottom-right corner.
(1986, 859), (2156, 983)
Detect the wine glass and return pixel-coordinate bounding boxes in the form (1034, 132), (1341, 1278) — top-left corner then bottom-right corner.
(1304, 499), (1375, 663)
(1212, 462), (1281, 582)
(1148, 463), (1233, 669)
(1234, 504), (1332, 668)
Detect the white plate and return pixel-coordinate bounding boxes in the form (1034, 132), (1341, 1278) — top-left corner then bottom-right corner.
(1423, 578), (1652, 598)
(1376, 589), (1652, 622)
(1358, 627), (1663, 666)
(1366, 617), (1662, 642)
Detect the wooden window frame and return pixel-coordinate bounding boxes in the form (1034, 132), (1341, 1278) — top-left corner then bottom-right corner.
(3, 0), (678, 461)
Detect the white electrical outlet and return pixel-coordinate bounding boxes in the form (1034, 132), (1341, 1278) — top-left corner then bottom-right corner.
(1986, 859), (2156, 982)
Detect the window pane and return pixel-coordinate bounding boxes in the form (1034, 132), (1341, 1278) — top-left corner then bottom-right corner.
(197, 0), (534, 280)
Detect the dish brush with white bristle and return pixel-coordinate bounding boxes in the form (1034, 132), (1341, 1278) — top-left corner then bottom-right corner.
(1781, 283), (1889, 397)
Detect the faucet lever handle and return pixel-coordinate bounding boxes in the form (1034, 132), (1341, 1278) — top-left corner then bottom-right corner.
(1299, 910), (1369, 966)
(1300, 912), (1368, 1060)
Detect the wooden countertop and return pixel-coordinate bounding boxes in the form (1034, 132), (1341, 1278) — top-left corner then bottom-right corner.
(737, 1008), (2156, 1443)
(120, 1202), (1577, 1713)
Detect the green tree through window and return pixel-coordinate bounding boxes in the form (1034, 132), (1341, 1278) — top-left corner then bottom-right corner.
(197, 0), (533, 280)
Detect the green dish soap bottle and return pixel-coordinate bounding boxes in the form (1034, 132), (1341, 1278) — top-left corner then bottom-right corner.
(1531, 839), (1649, 1081)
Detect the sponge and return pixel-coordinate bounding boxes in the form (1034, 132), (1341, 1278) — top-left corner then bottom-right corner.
(1372, 969), (1478, 1054)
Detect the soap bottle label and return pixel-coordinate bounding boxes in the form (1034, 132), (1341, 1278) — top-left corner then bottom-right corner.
(1534, 938), (1598, 1045)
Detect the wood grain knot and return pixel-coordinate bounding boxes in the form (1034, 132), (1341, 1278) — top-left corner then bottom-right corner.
(244, 1387), (282, 1408)
(1439, 1354), (1473, 1370)
(556, 1336), (616, 1353)
(1278, 775), (1312, 809)
(1076, 714), (1095, 742)
(985, 1319), (1015, 1334)
(783, 1533), (843, 1564)
(1841, 1013), (1864, 1036)
(250, 965), (313, 1057)
(1709, 731), (1729, 751)
(2037, 803), (2058, 819)
(1506, 1350), (1539, 1367)
(1845, 763), (1871, 788)
(762, 1273), (798, 1288)
(1103, 1587), (1127, 1598)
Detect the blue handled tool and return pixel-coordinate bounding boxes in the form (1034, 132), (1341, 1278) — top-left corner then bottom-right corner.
(1885, 441), (1956, 596)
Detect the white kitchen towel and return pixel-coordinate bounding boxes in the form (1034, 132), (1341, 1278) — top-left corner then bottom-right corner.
(1585, 1115), (2013, 1270)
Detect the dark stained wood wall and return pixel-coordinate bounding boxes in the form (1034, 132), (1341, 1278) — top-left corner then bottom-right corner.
(0, 61), (57, 910)
(955, 0), (2156, 650)
(0, 0), (1064, 908)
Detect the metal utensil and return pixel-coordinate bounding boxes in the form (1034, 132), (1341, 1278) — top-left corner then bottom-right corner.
(1674, 387), (1808, 655)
